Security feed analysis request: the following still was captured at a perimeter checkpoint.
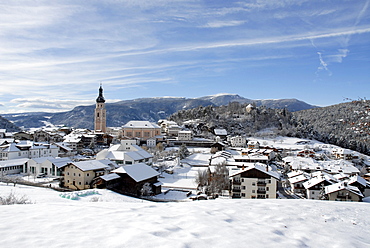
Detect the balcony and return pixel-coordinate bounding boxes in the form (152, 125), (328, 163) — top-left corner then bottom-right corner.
(257, 181), (266, 186)
(233, 180), (241, 185)
(233, 188), (241, 193)
(257, 189), (266, 194)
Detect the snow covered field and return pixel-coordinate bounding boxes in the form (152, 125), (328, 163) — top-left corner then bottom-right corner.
(1, 183), (370, 248)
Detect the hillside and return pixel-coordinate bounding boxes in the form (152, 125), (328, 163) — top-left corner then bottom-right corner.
(0, 115), (21, 132)
(0, 183), (369, 248)
(169, 100), (370, 155)
(292, 100), (370, 155)
(1, 94), (317, 129)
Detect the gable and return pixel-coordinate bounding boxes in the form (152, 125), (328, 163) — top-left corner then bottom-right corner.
(240, 168), (272, 179)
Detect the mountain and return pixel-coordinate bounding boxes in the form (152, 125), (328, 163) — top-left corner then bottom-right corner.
(1, 94), (317, 129)
(0, 115), (22, 132)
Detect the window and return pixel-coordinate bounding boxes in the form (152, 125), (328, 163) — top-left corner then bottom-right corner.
(242, 186), (246, 190)
(241, 193), (245, 197)
(252, 182), (256, 186)
(87, 173), (90, 177)
(78, 182), (82, 185)
(79, 174), (81, 177)
(252, 190), (255, 193)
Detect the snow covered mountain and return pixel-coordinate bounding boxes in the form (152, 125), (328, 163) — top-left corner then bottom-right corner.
(1, 94), (317, 129)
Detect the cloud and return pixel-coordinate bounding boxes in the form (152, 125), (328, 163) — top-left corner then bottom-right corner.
(9, 98), (120, 113)
(316, 52), (332, 76)
(201, 20), (247, 28)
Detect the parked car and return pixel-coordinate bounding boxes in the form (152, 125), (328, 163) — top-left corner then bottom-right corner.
(37, 173), (47, 178)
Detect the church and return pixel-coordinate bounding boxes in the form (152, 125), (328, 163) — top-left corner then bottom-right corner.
(94, 85), (112, 145)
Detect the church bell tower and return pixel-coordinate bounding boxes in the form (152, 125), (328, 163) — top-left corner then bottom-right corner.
(94, 84), (106, 133)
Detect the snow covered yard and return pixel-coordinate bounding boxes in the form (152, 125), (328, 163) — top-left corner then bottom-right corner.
(1, 183), (370, 248)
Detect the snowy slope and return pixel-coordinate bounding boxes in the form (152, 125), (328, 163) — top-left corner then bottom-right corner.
(1, 183), (370, 248)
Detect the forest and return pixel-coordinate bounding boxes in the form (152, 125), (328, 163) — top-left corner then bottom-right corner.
(169, 100), (370, 155)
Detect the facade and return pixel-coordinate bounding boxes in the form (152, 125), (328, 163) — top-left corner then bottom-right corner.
(230, 164), (279, 199)
(229, 136), (247, 147)
(0, 158), (28, 175)
(122, 121), (161, 140)
(178, 130), (193, 141)
(0, 141), (58, 161)
(325, 182), (363, 201)
(27, 157), (72, 177)
(63, 159), (117, 190)
(94, 85), (107, 133)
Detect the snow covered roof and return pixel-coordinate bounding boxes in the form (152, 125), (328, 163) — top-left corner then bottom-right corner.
(325, 182), (363, 197)
(289, 174), (309, 184)
(112, 163), (159, 182)
(0, 158), (29, 168)
(214, 129), (227, 136)
(303, 174), (337, 189)
(229, 163), (279, 179)
(100, 173), (121, 181)
(122, 121), (160, 129)
(348, 175), (368, 187)
(72, 160), (111, 172)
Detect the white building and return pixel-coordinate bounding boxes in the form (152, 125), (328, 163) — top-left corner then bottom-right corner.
(230, 164), (280, 199)
(27, 157), (72, 177)
(96, 140), (153, 165)
(178, 131), (193, 141)
(229, 136), (247, 147)
(0, 141), (58, 161)
(0, 158), (28, 175)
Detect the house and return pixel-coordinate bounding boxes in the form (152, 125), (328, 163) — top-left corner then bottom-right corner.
(62, 159), (118, 190)
(303, 173), (337, 200)
(288, 174), (309, 195)
(0, 158), (28, 175)
(0, 141), (58, 161)
(13, 131), (33, 141)
(230, 164), (279, 199)
(297, 149), (315, 158)
(112, 163), (161, 196)
(96, 140), (153, 165)
(228, 136), (246, 147)
(332, 149), (353, 160)
(214, 129), (227, 140)
(122, 121), (161, 141)
(33, 129), (65, 143)
(178, 131), (193, 141)
(53, 142), (76, 157)
(325, 182), (363, 201)
(247, 141), (260, 149)
(233, 153), (269, 164)
(27, 157), (72, 177)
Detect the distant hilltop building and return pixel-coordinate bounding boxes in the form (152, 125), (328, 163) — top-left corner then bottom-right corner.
(94, 84), (107, 133)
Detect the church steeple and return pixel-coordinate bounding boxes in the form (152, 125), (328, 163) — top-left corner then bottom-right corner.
(96, 84), (105, 103)
(94, 84), (106, 133)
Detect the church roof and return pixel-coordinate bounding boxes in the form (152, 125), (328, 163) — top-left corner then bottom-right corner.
(96, 85), (105, 103)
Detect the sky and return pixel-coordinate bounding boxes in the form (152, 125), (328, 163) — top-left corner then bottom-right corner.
(0, 0), (369, 113)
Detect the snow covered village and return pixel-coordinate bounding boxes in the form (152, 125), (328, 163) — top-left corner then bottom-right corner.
(1, 86), (370, 247)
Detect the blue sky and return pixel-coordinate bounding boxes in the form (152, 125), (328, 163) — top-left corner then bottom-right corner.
(0, 0), (369, 113)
